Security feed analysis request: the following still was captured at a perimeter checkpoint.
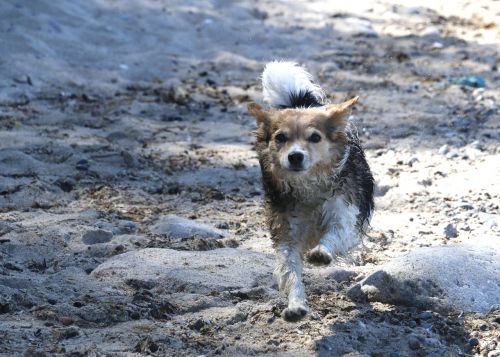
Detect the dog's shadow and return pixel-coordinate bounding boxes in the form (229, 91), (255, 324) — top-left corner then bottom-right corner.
(303, 268), (470, 356)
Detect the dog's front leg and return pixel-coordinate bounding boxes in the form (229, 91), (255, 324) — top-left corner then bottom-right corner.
(275, 242), (308, 321)
(308, 196), (360, 265)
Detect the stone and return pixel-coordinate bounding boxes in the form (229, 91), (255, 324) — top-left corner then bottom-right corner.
(420, 26), (440, 37)
(348, 243), (500, 313)
(75, 159), (90, 171)
(82, 230), (113, 245)
(91, 248), (274, 294)
(316, 267), (357, 283)
(150, 215), (224, 240)
(0, 149), (42, 176)
(333, 17), (378, 37)
(408, 335), (421, 350)
(0, 176), (29, 194)
(438, 145), (449, 155)
(444, 224), (458, 238)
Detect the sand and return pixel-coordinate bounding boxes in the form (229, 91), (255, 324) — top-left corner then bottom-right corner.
(0, 0), (499, 355)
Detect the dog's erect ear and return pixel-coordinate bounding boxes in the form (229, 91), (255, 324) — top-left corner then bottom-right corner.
(325, 96), (359, 130)
(247, 102), (269, 125)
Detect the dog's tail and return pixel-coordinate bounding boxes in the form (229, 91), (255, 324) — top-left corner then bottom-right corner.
(262, 61), (325, 109)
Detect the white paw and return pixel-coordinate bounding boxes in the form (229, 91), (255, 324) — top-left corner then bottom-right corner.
(307, 245), (333, 266)
(282, 303), (308, 322)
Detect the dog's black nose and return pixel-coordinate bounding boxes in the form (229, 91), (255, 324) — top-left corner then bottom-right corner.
(288, 152), (304, 166)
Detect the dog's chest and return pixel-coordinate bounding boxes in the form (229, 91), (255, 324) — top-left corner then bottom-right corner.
(286, 198), (328, 247)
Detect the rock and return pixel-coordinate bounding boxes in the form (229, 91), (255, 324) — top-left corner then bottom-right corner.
(420, 26), (440, 37)
(317, 267), (357, 283)
(0, 176), (30, 195)
(417, 311), (433, 320)
(75, 159), (90, 171)
(445, 149), (459, 159)
(116, 220), (138, 234)
(482, 215), (498, 230)
(0, 298), (14, 314)
(54, 177), (75, 192)
(0, 221), (15, 236)
(112, 234), (147, 248)
(438, 145), (449, 155)
(82, 229), (113, 245)
(60, 316), (74, 326)
(150, 215), (224, 240)
(375, 182), (391, 197)
(406, 156), (418, 167)
(333, 17), (378, 37)
(468, 338), (479, 347)
(348, 244), (500, 313)
(91, 248), (274, 294)
(450, 117), (474, 132)
(0, 149), (42, 176)
(444, 224), (458, 238)
(56, 327), (80, 339)
(470, 141), (484, 151)
(408, 335), (421, 350)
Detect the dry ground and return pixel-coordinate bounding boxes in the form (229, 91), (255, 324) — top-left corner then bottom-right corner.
(0, 0), (499, 356)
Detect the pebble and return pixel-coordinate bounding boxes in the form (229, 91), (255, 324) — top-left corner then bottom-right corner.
(150, 215), (224, 240)
(417, 311), (433, 320)
(117, 220), (138, 234)
(468, 338), (479, 347)
(406, 156), (419, 167)
(420, 26), (440, 37)
(450, 117), (474, 132)
(408, 335), (421, 350)
(61, 316), (74, 326)
(54, 177), (75, 192)
(470, 140), (484, 151)
(216, 222), (229, 230)
(82, 229), (113, 245)
(59, 327), (79, 339)
(309, 311), (321, 321)
(75, 159), (90, 171)
(333, 17), (378, 37)
(457, 202), (474, 210)
(438, 144), (449, 155)
(445, 149), (459, 159)
(444, 224), (458, 238)
(13, 75), (33, 85)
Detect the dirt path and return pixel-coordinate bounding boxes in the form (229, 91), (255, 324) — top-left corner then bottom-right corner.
(1, 0), (499, 355)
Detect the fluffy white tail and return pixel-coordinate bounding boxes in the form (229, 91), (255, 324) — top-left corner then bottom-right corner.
(262, 61), (325, 108)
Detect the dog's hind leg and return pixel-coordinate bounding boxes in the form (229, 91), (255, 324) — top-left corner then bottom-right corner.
(275, 242), (308, 321)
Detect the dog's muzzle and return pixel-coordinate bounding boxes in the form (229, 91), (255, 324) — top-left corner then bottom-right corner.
(288, 151), (305, 171)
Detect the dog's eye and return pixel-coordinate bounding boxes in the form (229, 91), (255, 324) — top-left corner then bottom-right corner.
(275, 133), (287, 143)
(309, 133), (322, 143)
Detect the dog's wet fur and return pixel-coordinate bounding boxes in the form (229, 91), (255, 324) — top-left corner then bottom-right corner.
(248, 61), (374, 321)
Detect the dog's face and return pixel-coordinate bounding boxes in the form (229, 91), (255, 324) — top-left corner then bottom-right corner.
(248, 97), (358, 179)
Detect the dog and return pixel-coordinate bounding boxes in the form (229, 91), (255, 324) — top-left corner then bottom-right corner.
(247, 61), (374, 321)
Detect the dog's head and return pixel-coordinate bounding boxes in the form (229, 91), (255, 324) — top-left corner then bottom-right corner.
(248, 97), (358, 179)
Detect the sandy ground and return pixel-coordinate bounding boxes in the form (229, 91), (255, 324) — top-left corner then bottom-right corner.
(0, 0), (499, 356)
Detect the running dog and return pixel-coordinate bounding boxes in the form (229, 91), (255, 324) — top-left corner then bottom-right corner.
(248, 61), (374, 321)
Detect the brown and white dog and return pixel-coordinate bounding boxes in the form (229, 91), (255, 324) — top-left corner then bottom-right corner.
(248, 61), (374, 321)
